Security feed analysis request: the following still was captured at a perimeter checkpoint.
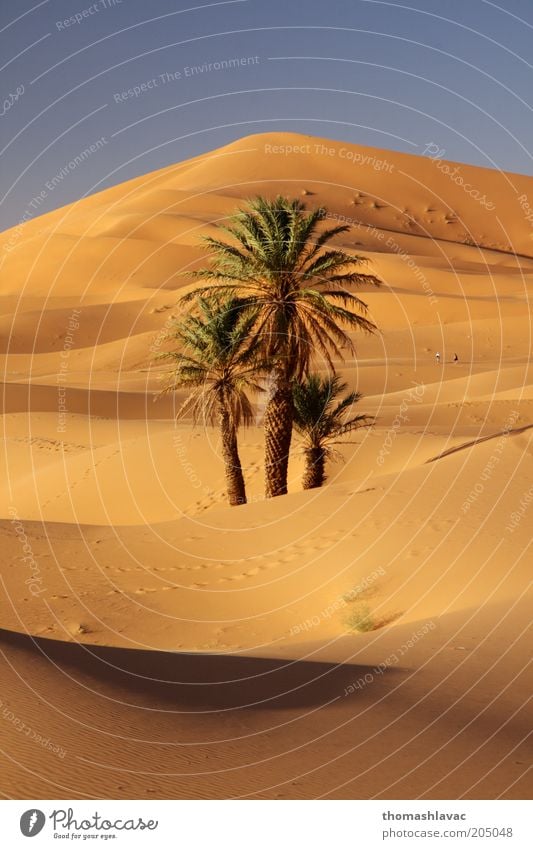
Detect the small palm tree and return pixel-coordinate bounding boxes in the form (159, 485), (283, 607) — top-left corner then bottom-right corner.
(156, 296), (263, 506)
(292, 373), (373, 490)
(181, 196), (380, 498)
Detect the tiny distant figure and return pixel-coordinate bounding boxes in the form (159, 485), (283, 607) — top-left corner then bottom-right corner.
(435, 351), (441, 364)
(453, 353), (459, 363)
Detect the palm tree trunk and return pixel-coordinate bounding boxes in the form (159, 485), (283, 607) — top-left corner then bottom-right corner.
(302, 446), (326, 489)
(264, 365), (293, 498)
(218, 404), (247, 506)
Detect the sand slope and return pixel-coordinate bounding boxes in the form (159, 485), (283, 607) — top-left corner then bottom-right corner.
(0, 133), (531, 799)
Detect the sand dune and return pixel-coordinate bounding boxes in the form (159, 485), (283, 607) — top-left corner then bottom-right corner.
(0, 622), (530, 800)
(0, 132), (531, 799)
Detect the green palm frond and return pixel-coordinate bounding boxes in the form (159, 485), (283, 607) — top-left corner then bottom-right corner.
(179, 196), (380, 378)
(292, 373), (373, 454)
(156, 295), (266, 428)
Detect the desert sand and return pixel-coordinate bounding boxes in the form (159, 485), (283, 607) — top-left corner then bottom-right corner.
(0, 132), (531, 799)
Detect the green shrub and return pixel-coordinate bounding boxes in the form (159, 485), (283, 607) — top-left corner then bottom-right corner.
(345, 605), (375, 633)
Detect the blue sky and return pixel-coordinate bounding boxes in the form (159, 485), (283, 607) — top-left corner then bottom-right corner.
(1, 0), (532, 230)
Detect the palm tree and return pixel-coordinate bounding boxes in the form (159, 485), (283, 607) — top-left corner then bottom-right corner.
(181, 196), (380, 498)
(156, 296), (263, 506)
(292, 373), (373, 490)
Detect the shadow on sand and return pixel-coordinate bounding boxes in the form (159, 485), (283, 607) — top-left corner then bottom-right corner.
(0, 628), (399, 712)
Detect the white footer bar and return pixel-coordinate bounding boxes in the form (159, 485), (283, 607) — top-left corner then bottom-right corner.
(2, 800), (529, 847)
